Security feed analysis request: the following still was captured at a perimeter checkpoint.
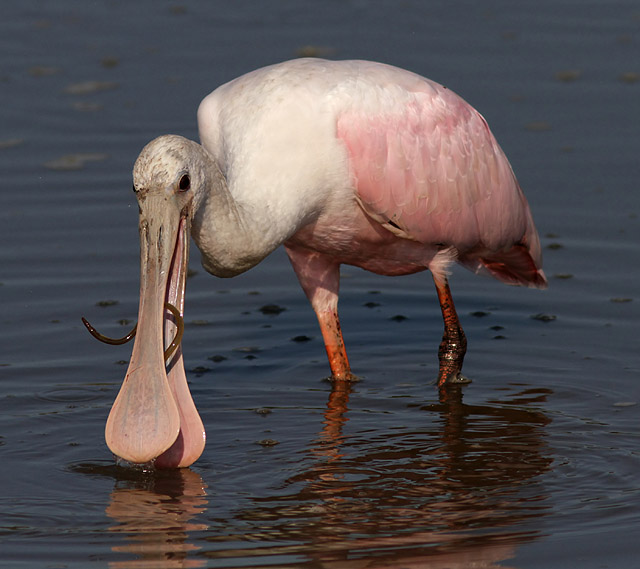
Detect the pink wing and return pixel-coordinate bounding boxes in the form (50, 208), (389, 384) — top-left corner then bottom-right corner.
(337, 81), (546, 288)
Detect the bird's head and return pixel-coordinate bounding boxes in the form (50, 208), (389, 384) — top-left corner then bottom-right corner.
(132, 134), (212, 213)
(105, 135), (212, 468)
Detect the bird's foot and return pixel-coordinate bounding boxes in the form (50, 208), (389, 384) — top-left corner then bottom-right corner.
(443, 372), (471, 385)
(326, 371), (361, 383)
(436, 354), (471, 386)
(437, 330), (469, 386)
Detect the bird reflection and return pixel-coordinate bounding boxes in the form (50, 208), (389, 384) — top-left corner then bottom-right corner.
(84, 379), (552, 568)
(106, 468), (208, 568)
(229, 381), (553, 567)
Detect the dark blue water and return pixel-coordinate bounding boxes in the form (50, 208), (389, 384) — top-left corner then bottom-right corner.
(1, 1), (639, 567)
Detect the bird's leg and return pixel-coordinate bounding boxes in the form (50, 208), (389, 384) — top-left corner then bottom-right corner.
(285, 246), (357, 381)
(315, 308), (354, 381)
(433, 277), (470, 386)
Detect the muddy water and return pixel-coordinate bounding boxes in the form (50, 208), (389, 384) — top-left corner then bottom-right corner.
(1, 1), (639, 567)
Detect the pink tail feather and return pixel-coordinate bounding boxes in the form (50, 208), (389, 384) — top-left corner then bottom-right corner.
(461, 243), (547, 289)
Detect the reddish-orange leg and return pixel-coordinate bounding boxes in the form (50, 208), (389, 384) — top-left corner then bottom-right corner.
(434, 277), (470, 386)
(314, 308), (355, 381)
(285, 246), (357, 381)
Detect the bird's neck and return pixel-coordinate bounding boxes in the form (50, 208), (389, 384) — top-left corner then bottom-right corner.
(191, 168), (290, 278)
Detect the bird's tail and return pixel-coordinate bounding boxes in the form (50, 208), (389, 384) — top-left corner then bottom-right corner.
(459, 204), (547, 289)
(471, 243), (548, 289)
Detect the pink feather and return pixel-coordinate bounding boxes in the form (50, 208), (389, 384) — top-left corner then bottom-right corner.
(336, 78), (545, 288)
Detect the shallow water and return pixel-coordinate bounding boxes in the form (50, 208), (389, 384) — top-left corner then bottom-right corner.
(1, 1), (639, 567)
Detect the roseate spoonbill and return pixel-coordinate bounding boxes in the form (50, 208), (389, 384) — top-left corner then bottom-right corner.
(84, 59), (546, 468)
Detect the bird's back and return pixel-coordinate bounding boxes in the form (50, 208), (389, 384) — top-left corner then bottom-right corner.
(198, 59), (546, 288)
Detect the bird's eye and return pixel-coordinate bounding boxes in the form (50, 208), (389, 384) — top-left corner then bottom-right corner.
(178, 174), (191, 192)
(132, 183), (137, 193)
